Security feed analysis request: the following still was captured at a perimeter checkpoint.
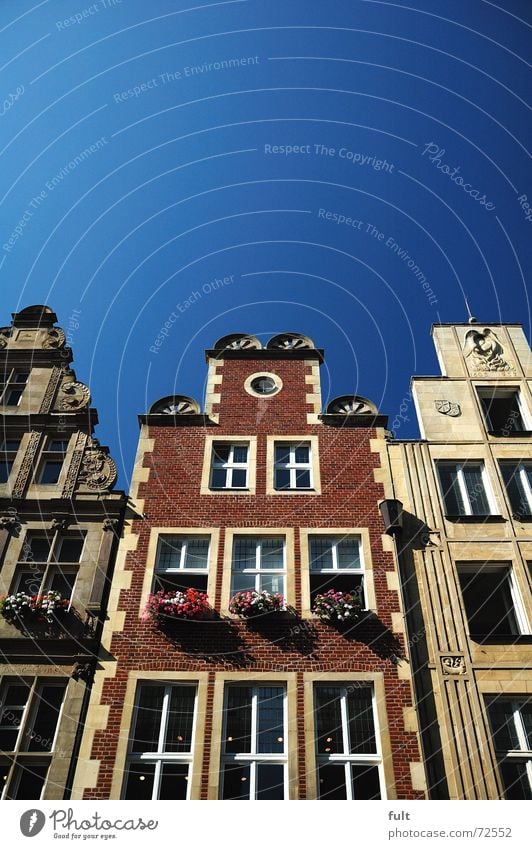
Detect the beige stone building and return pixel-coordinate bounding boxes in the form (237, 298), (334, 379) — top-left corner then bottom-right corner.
(385, 321), (532, 799)
(0, 305), (125, 799)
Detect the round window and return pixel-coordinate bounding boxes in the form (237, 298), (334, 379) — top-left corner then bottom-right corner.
(250, 375), (278, 395)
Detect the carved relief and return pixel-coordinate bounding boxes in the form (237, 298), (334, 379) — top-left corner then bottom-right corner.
(149, 395), (199, 415)
(12, 431), (42, 498)
(463, 328), (515, 374)
(54, 380), (91, 412)
(441, 655), (466, 675)
(0, 510), (20, 531)
(39, 366), (63, 413)
(327, 395), (378, 416)
(435, 399), (461, 417)
(76, 437), (117, 491)
(214, 333), (261, 351)
(61, 432), (88, 499)
(0, 327), (11, 348)
(42, 327), (66, 349)
(267, 332), (314, 350)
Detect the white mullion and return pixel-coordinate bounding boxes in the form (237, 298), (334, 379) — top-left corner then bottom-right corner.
(508, 572), (529, 635)
(340, 690), (349, 756)
(180, 540), (187, 570)
(153, 759), (163, 800)
(344, 762), (352, 800)
(519, 466), (532, 512)
(457, 465), (473, 515)
(250, 690), (258, 799)
(512, 703), (529, 752)
(158, 687), (170, 753)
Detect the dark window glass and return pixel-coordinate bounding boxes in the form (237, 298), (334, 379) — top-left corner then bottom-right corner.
(224, 687), (252, 754)
(256, 764), (284, 799)
(459, 570), (519, 637)
(5, 389), (23, 406)
(159, 763), (189, 800)
(55, 537), (84, 563)
(318, 763), (347, 799)
(210, 468), (227, 489)
(499, 761), (532, 800)
(295, 469), (311, 488)
(310, 573), (364, 603)
(488, 701), (521, 751)
(38, 461), (63, 485)
(0, 683), (30, 751)
(0, 461), (13, 483)
(347, 687), (376, 754)
(232, 446), (248, 463)
(294, 445), (309, 464)
(274, 468), (290, 490)
(123, 763), (155, 800)
(462, 465), (490, 515)
(9, 763), (48, 800)
(315, 687), (343, 755)
(231, 469), (247, 488)
(500, 463), (532, 516)
(27, 685), (65, 752)
(212, 445), (230, 464)
(14, 570), (44, 597)
(154, 573), (207, 593)
(24, 536), (52, 562)
(131, 686), (164, 752)
(480, 392), (524, 432)
(222, 763), (250, 799)
(257, 687), (284, 754)
(351, 764), (381, 799)
(164, 687), (195, 753)
(48, 571), (76, 599)
(438, 464), (464, 514)
(274, 445), (290, 465)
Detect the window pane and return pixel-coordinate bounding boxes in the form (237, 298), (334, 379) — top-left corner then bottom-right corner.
(521, 703), (532, 749)
(48, 570), (76, 598)
(294, 445), (309, 464)
(24, 536), (52, 562)
(275, 445), (290, 465)
(232, 445), (248, 464)
(231, 469), (247, 488)
(459, 571), (519, 636)
(27, 685), (66, 752)
(5, 389), (23, 405)
(259, 573), (284, 595)
(15, 569), (44, 596)
(256, 764), (284, 799)
(157, 538), (184, 569)
(438, 465), (464, 515)
(315, 688), (343, 755)
(480, 393), (524, 432)
(310, 573), (364, 604)
(183, 538), (209, 570)
(462, 465), (490, 515)
(0, 762), (8, 797)
(257, 687), (284, 754)
(310, 538), (334, 571)
(233, 538), (256, 570)
(55, 537), (84, 563)
(274, 468), (291, 490)
(131, 686), (164, 752)
(0, 461), (13, 483)
(155, 573), (207, 594)
(337, 538), (361, 570)
(0, 682), (30, 751)
(210, 468), (227, 489)
(347, 687), (377, 754)
(295, 469), (311, 488)
(123, 763), (155, 800)
(351, 764), (381, 799)
(39, 461), (63, 484)
(500, 761), (532, 800)
(222, 763), (250, 799)
(212, 445), (230, 464)
(159, 763), (189, 800)
(501, 464), (527, 514)
(488, 701), (521, 751)
(260, 538), (284, 570)
(9, 763), (48, 800)
(164, 687), (195, 753)
(318, 763), (347, 799)
(49, 440), (69, 453)
(231, 573), (256, 595)
(225, 688), (252, 754)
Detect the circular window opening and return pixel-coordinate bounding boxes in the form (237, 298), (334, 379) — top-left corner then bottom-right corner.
(245, 373), (283, 397)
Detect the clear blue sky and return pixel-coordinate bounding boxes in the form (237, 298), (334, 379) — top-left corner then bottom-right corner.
(1, 0), (531, 486)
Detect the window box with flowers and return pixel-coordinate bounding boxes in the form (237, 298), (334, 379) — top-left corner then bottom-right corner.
(228, 589), (285, 618)
(312, 589), (366, 625)
(143, 588), (211, 623)
(0, 591), (70, 625)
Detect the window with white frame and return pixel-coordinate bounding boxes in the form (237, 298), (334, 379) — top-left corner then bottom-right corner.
(314, 684), (382, 800)
(210, 443), (249, 489)
(221, 685), (286, 800)
(0, 678), (67, 800)
(0, 438), (21, 484)
(274, 442), (312, 490)
(153, 536), (210, 593)
(309, 536), (364, 605)
(500, 462), (532, 518)
(0, 370), (29, 407)
(486, 697), (532, 799)
(457, 563), (528, 639)
(230, 537), (285, 597)
(477, 387), (529, 433)
(437, 461), (495, 516)
(123, 683), (197, 800)
(11, 531), (85, 602)
(35, 438), (69, 485)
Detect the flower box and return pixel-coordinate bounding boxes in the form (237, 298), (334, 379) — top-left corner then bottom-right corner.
(228, 590), (285, 618)
(312, 589), (365, 624)
(143, 588), (211, 622)
(0, 591), (69, 624)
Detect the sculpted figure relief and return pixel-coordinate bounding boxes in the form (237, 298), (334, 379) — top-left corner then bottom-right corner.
(463, 327), (512, 372)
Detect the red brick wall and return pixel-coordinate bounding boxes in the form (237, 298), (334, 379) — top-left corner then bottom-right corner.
(85, 355), (423, 799)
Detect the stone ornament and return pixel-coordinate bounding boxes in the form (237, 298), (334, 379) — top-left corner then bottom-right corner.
(0, 511), (20, 531)
(435, 399), (461, 417)
(61, 432), (88, 498)
(149, 395), (200, 415)
(12, 431), (42, 498)
(42, 327), (66, 349)
(326, 395), (378, 416)
(267, 332), (314, 350)
(0, 327), (11, 348)
(214, 333), (262, 350)
(441, 655), (466, 675)
(77, 437), (117, 491)
(463, 328), (514, 374)
(55, 380), (91, 411)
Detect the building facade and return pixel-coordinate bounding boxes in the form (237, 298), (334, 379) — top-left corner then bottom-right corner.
(74, 332), (425, 800)
(0, 305), (125, 800)
(386, 322), (532, 799)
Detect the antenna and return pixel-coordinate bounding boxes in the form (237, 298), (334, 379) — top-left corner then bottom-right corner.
(464, 295), (477, 324)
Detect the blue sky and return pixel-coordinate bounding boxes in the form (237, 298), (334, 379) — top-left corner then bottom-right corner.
(1, 0), (531, 486)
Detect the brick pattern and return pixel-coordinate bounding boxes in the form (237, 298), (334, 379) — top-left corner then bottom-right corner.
(84, 357), (423, 799)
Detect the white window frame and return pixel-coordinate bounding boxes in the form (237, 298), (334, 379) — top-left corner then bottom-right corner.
(210, 443), (249, 490)
(437, 461), (497, 516)
(274, 442), (313, 490)
(231, 536), (286, 597)
(309, 535), (365, 605)
(221, 685), (288, 800)
(313, 684), (384, 800)
(487, 698), (532, 798)
(153, 535), (210, 591)
(124, 683), (198, 801)
(458, 563), (530, 636)
(0, 678), (67, 800)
